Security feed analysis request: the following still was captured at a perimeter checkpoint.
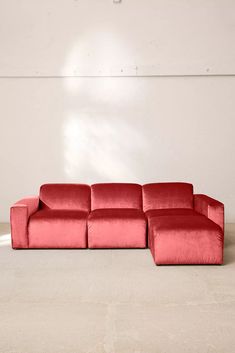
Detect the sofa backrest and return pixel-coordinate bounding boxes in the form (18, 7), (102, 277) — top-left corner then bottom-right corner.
(142, 182), (193, 211)
(91, 183), (142, 210)
(40, 184), (91, 212)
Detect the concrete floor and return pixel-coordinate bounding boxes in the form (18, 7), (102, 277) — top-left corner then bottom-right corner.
(0, 223), (235, 353)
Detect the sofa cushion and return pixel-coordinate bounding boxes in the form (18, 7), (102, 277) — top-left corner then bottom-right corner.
(28, 209), (88, 248)
(145, 208), (197, 219)
(143, 182), (193, 211)
(40, 184), (90, 211)
(88, 208), (146, 248)
(91, 183), (142, 210)
(148, 214), (223, 265)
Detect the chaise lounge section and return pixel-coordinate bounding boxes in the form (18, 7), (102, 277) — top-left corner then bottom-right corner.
(143, 183), (224, 265)
(10, 182), (224, 265)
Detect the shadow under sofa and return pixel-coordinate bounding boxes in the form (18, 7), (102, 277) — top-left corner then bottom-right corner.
(10, 182), (224, 265)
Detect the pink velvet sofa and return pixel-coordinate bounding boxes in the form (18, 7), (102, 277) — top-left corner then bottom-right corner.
(10, 182), (224, 265)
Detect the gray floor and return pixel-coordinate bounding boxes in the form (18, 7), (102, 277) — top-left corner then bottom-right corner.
(0, 223), (235, 353)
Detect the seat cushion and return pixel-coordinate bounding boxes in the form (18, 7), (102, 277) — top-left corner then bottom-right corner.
(148, 214), (223, 265)
(91, 183), (142, 210)
(88, 208), (146, 248)
(28, 210), (88, 248)
(142, 182), (193, 211)
(146, 208), (197, 219)
(40, 184), (91, 211)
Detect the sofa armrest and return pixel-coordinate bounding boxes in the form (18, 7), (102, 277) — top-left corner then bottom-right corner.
(10, 196), (39, 248)
(194, 194), (224, 231)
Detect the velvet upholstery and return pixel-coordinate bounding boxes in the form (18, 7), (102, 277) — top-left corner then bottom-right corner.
(28, 210), (88, 248)
(146, 208), (197, 219)
(143, 182), (193, 211)
(91, 183), (142, 210)
(40, 183), (90, 211)
(194, 194), (224, 231)
(88, 208), (146, 248)
(10, 196), (39, 248)
(10, 183), (224, 265)
(145, 208), (199, 252)
(148, 214), (223, 265)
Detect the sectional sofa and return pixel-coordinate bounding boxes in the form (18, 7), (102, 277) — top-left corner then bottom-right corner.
(10, 182), (224, 265)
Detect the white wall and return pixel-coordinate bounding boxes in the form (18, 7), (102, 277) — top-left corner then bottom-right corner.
(1, 0), (235, 76)
(0, 1), (235, 222)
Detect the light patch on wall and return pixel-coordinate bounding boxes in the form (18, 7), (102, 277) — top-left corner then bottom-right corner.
(63, 77), (83, 94)
(62, 31), (142, 182)
(62, 30), (133, 80)
(64, 76), (137, 107)
(88, 77), (137, 104)
(62, 114), (145, 182)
